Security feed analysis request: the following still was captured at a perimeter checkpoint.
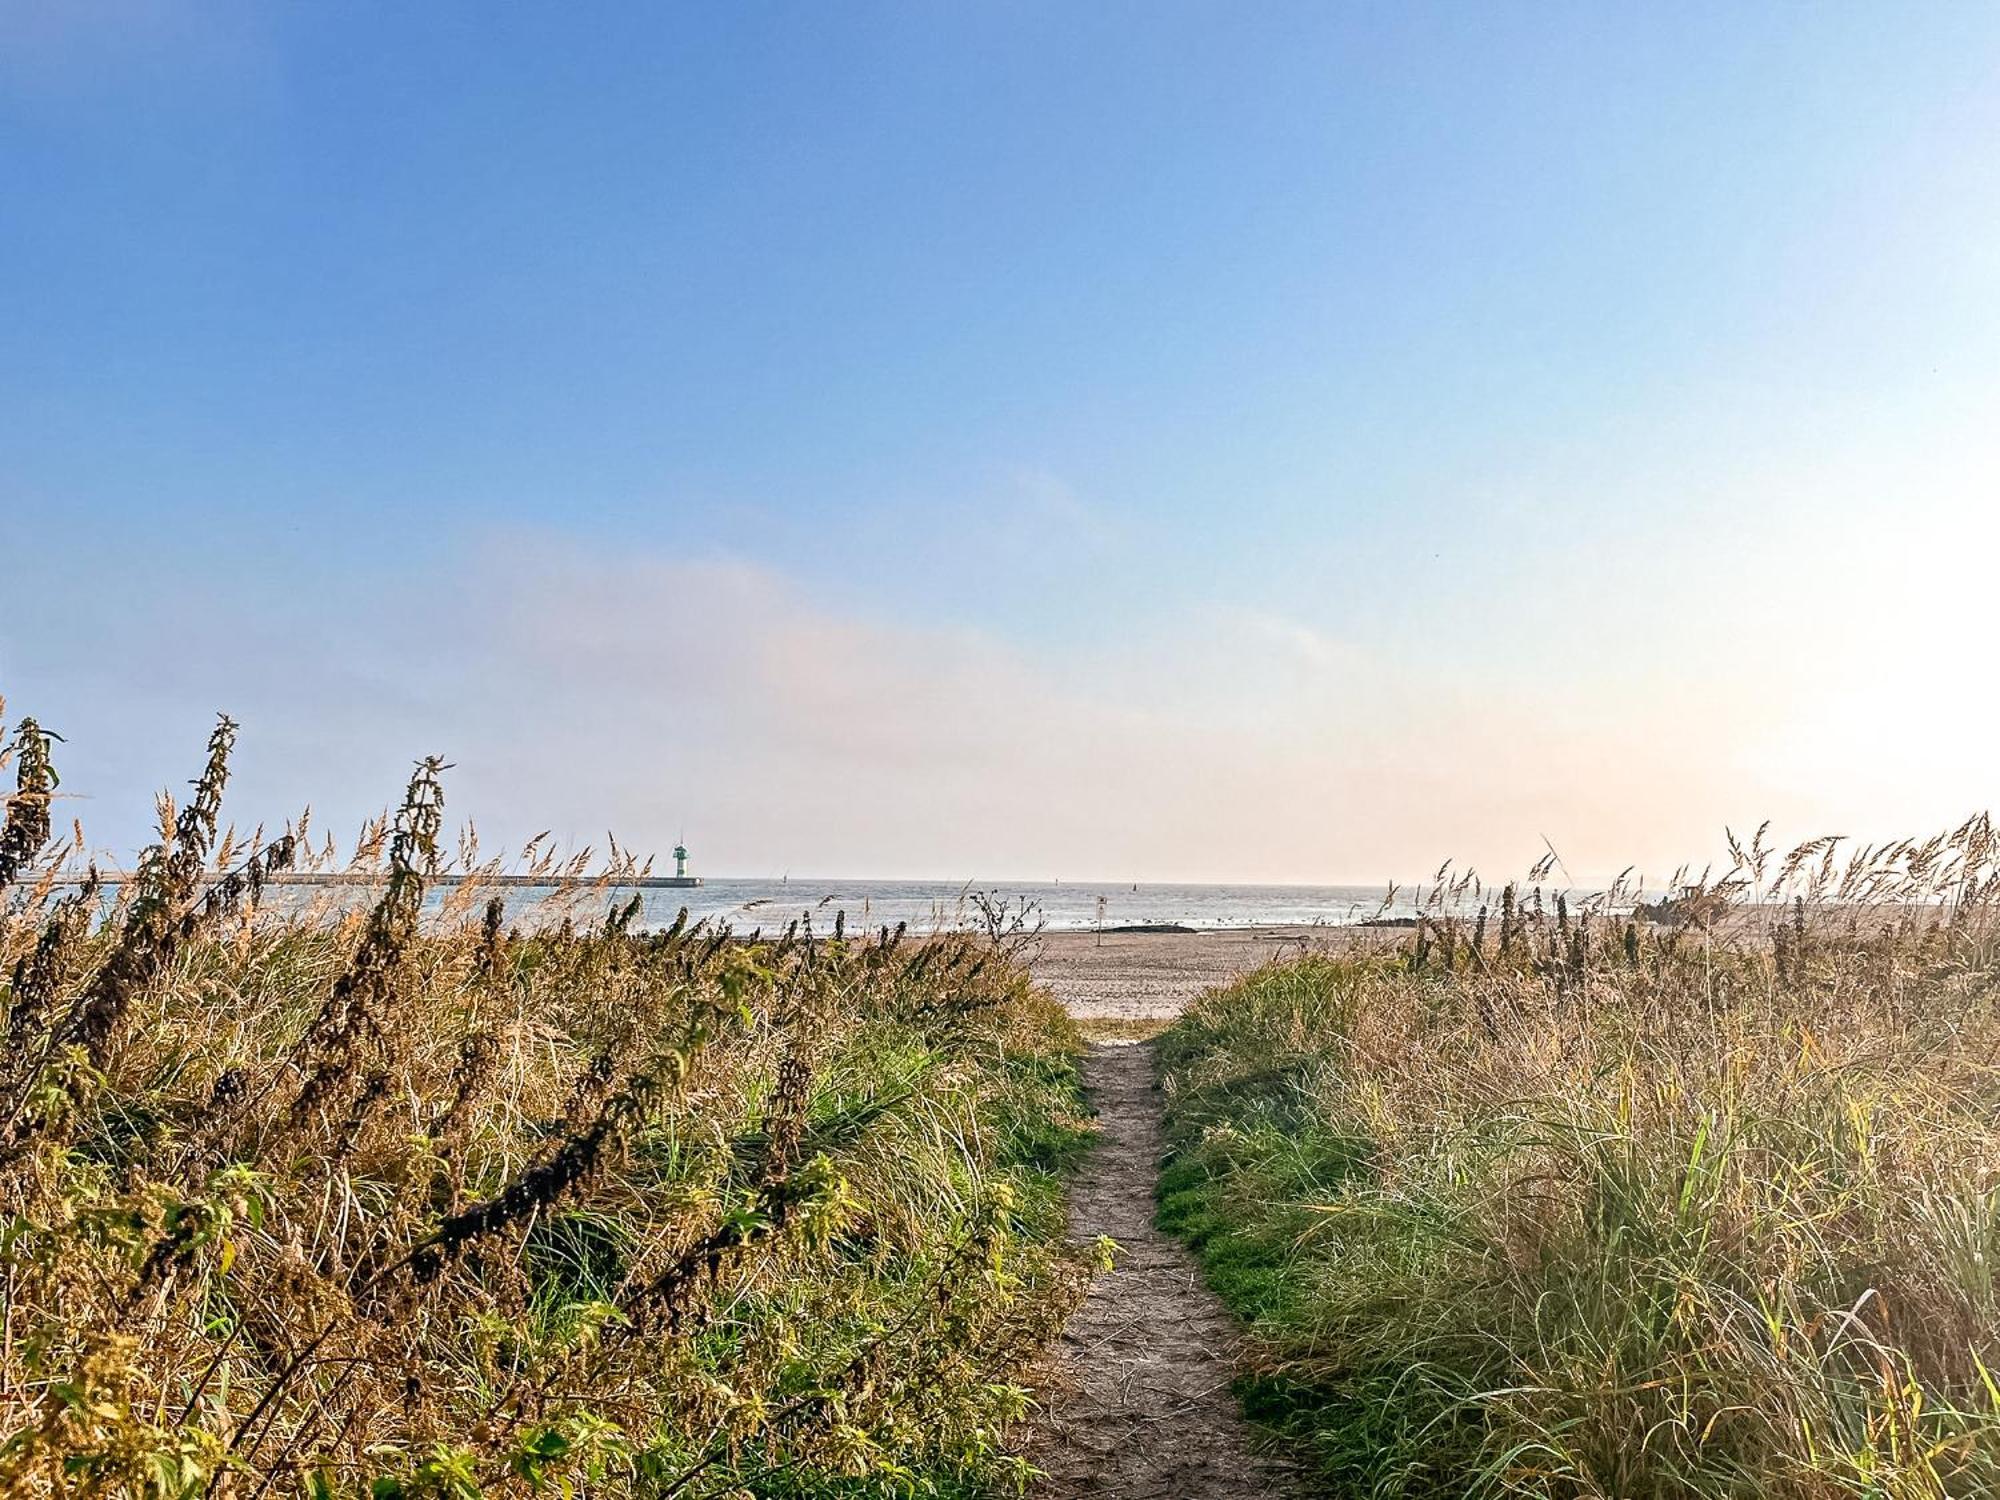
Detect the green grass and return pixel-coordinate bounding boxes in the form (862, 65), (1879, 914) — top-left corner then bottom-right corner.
(1156, 862), (2000, 1498)
(0, 715), (1094, 1500)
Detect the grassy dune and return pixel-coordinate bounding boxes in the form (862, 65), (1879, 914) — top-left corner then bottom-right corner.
(0, 714), (1091, 1499)
(1159, 842), (2000, 1497)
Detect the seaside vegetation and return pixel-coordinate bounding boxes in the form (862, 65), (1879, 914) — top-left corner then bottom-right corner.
(0, 707), (1093, 1499)
(1159, 828), (2000, 1497)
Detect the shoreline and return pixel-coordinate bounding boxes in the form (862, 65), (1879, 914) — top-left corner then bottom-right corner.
(1029, 923), (1392, 1020)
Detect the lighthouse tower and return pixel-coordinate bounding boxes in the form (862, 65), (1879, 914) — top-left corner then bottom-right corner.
(657, 838), (701, 887)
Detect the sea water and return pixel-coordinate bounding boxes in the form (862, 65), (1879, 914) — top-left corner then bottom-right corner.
(452, 878), (1422, 934)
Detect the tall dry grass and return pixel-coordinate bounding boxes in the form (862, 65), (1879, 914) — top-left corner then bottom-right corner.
(1160, 824), (2000, 1497)
(0, 707), (1092, 1499)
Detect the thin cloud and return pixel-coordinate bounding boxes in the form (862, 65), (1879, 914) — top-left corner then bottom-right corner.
(11, 501), (1997, 887)
(1214, 607), (1361, 675)
(1011, 470), (1121, 548)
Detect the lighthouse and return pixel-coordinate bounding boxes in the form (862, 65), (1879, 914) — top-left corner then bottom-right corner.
(661, 841), (702, 888)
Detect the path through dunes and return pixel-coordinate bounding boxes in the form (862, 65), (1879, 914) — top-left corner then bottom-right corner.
(1029, 1040), (1303, 1499)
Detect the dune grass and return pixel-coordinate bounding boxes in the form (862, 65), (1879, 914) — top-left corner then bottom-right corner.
(1159, 831), (2000, 1497)
(0, 711), (1092, 1499)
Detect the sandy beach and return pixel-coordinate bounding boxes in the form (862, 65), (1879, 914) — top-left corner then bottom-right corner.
(1028, 923), (1379, 1020)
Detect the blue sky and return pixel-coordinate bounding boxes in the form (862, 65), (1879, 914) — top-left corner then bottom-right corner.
(5, 3), (2000, 881)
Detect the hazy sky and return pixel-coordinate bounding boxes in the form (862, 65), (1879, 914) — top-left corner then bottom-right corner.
(5, 2), (1999, 883)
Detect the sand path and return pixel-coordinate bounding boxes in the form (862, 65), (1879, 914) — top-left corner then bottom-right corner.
(1029, 1039), (1304, 1498)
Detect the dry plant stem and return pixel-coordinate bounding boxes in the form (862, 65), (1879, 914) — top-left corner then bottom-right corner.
(1156, 824), (2000, 1498)
(0, 705), (1091, 1500)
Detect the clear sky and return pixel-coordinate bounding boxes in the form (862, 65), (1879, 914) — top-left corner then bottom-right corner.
(4, 2), (1999, 883)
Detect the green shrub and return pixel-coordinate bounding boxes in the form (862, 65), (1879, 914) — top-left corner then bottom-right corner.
(0, 713), (1092, 1499)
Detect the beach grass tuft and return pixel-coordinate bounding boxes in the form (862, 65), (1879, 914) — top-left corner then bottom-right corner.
(0, 708), (1092, 1499)
(1159, 828), (2000, 1496)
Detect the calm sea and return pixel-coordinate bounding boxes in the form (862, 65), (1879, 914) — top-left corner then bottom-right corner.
(459, 878), (1417, 934)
